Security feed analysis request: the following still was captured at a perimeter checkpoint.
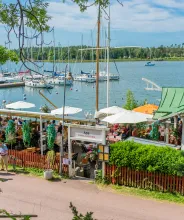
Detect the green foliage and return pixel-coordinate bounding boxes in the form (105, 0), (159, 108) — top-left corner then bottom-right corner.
(109, 141), (184, 176)
(14, 44), (184, 62)
(22, 122), (31, 147)
(5, 120), (16, 146)
(123, 90), (138, 110)
(46, 150), (55, 166)
(63, 0), (109, 11)
(69, 202), (96, 220)
(47, 124), (56, 150)
(0, 46), (18, 65)
(95, 170), (110, 185)
(0, 0), (50, 32)
(40, 104), (51, 113)
(0, 209), (30, 220)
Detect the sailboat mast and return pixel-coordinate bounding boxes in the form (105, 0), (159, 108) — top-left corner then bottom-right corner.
(81, 34), (83, 63)
(91, 30), (94, 64)
(96, 3), (101, 111)
(53, 27), (56, 73)
(68, 43), (70, 72)
(107, 4), (110, 108)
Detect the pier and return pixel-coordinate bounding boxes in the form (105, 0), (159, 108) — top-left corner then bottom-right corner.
(0, 82), (25, 88)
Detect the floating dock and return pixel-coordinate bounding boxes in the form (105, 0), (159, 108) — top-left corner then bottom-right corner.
(0, 82), (25, 88)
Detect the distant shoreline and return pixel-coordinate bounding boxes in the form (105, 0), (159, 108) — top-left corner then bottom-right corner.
(34, 58), (184, 63)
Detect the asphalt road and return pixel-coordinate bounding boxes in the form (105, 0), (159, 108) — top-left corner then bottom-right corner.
(1, 172), (184, 220)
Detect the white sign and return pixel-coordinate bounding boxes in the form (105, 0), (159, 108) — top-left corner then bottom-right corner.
(70, 127), (105, 144)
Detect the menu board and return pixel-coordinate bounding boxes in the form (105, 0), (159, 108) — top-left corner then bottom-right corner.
(98, 145), (109, 162)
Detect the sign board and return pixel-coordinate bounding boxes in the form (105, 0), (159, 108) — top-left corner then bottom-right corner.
(98, 144), (109, 162)
(70, 127), (105, 144)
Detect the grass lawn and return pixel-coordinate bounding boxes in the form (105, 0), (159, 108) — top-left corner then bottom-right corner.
(97, 184), (184, 205)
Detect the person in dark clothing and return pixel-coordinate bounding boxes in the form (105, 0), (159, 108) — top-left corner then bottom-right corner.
(57, 122), (63, 134)
(31, 128), (40, 147)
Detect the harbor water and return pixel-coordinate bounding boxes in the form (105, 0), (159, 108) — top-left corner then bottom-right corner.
(1, 61), (184, 118)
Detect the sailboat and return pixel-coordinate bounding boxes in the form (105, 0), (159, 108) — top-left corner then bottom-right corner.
(44, 35), (73, 86)
(74, 70), (96, 83)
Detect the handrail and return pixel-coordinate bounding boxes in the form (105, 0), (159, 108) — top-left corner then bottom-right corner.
(39, 90), (57, 109)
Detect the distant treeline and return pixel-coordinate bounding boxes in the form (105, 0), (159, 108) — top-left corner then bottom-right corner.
(15, 44), (184, 61)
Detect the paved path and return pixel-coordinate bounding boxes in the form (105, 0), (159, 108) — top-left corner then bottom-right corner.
(1, 172), (184, 220)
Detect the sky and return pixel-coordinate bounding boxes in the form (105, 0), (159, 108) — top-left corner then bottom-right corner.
(1, 0), (184, 48)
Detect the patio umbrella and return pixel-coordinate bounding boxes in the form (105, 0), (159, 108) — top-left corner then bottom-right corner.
(102, 111), (153, 124)
(133, 104), (158, 115)
(95, 106), (128, 118)
(51, 106), (82, 115)
(99, 106), (128, 114)
(6, 101), (35, 109)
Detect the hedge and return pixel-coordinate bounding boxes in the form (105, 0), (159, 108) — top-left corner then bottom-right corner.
(109, 141), (184, 176)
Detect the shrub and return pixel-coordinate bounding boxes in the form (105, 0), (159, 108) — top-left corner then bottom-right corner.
(109, 141), (184, 176)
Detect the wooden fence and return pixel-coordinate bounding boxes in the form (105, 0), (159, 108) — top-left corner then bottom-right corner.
(8, 150), (68, 175)
(105, 165), (184, 195)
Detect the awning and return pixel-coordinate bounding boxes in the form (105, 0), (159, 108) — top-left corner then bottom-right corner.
(153, 87), (184, 119)
(133, 104), (158, 115)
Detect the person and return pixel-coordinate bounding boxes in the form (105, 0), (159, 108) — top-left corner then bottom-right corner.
(57, 122), (63, 134)
(0, 131), (5, 142)
(125, 125), (130, 137)
(17, 118), (22, 126)
(145, 125), (152, 137)
(31, 128), (40, 147)
(178, 120), (182, 137)
(16, 126), (23, 137)
(0, 142), (8, 172)
(121, 126), (127, 140)
(132, 127), (138, 137)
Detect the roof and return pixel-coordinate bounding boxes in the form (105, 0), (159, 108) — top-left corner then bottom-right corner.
(0, 109), (96, 124)
(153, 87), (184, 119)
(133, 104), (158, 115)
(126, 137), (179, 148)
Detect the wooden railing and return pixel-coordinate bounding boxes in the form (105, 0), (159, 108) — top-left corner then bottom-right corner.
(8, 150), (68, 175)
(105, 165), (184, 195)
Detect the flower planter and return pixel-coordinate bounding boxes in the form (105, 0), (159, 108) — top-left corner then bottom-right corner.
(44, 169), (53, 180)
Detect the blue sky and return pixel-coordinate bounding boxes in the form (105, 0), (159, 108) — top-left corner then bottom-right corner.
(1, 0), (184, 48)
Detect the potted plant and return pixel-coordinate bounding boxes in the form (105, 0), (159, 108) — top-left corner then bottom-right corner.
(44, 124), (56, 180)
(5, 120), (16, 149)
(22, 121), (31, 148)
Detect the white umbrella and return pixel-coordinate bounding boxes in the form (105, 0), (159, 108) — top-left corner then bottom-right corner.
(99, 106), (128, 114)
(102, 111), (152, 124)
(6, 101), (35, 109)
(51, 106), (82, 115)
(95, 106), (128, 118)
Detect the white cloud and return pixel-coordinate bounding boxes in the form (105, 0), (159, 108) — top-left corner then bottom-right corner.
(48, 0), (184, 33)
(153, 0), (184, 9)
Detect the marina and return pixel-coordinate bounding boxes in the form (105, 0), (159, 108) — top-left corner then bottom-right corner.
(0, 60), (183, 117)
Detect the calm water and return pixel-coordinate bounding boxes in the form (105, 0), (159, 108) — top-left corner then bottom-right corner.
(1, 61), (184, 118)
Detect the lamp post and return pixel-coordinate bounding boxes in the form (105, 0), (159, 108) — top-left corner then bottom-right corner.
(59, 64), (68, 175)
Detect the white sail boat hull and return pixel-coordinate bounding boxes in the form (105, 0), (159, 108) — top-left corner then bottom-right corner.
(25, 80), (53, 88)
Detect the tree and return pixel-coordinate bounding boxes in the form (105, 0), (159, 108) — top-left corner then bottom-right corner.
(0, 46), (18, 65)
(123, 90), (138, 110)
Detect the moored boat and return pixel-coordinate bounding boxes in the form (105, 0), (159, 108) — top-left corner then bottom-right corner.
(25, 80), (53, 88)
(145, 61), (155, 66)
